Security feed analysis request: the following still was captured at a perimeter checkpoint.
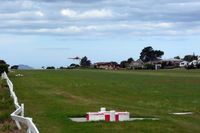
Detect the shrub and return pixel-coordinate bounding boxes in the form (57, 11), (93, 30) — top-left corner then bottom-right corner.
(69, 64), (80, 69)
(59, 66), (67, 69)
(0, 60), (6, 64)
(144, 64), (155, 70)
(185, 63), (195, 69)
(10, 65), (19, 69)
(161, 61), (175, 69)
(46, 66), (55, 69)
(134, 67), (143, 70)
(196, 63), (200, 69)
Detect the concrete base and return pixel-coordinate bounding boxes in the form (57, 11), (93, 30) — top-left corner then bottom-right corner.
(171, 112), (193, 115)
(70, 117), (159, 122)
(70, 118), (87, 122)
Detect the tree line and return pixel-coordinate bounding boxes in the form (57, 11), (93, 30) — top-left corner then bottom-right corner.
(1, 46), (199, 71)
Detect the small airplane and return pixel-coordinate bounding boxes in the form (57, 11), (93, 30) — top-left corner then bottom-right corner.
(68, 56), (81, 60)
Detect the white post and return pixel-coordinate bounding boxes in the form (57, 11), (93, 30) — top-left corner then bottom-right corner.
(27, 128), (31, 133)
(27, 118), (33, 133)
(15, 120), (22, 130)
(110, 110), (115, 122)
(100, 107), (106, 112)
(21, 103), (24, 117)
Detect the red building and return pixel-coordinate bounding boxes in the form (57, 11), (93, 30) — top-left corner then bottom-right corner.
(94, 62), (119, 69)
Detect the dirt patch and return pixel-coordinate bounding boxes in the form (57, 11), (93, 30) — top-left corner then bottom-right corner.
(0, 119), (27, 133)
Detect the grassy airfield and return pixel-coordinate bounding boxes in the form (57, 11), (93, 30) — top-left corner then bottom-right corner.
(7, 69), (200, 133)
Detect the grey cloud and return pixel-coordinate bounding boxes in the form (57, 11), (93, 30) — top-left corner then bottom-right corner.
(0, 0), (200, 39)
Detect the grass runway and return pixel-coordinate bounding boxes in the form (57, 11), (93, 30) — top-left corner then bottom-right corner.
(8, 69), (200, 133)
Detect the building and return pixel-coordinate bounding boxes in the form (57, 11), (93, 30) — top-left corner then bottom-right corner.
(87, 107), (130, 122)
(94, 62), (119, 69)
(162, 58), (182, 68)
(148, 59), (162, 65)
(180, 61), (188, 67)
(189, 60), (198, 66)
(129, 59), (144, 69)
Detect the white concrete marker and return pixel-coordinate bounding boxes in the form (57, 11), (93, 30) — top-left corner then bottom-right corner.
(71, 107), (159, 122)
(171, 112), (193, 115)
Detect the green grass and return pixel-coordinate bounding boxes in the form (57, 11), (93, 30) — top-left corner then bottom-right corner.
(7, 69), (200, 133)
(0, 81), (14, 123)
(0, 79), (21, 132)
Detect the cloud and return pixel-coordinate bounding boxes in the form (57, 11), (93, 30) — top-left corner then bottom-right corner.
(1, 0), (200, 39)
(61, 9), (77, 17)
(0, 22), (181, 37)
(79, 9), (113, 18)
(0, 11), (44, 19)
(21, 1), (34, 9)
(61, 9), (113, 18)
(35, 11), (44, 17)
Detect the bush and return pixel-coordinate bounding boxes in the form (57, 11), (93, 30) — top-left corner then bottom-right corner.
(134, 67), (143, 70)
(0, 60), (6, 64)
(196, 63), (200, 69)
(46, 66), (55, 69)
(69, 64), (80, 69)
(144, 64), (155, 70)
(59, 66), (67, 69)
(161, 61), (175, 69)
(10, 65), (18, 69)
(0, 64), (9, 74)
(185, 63), (195, 69)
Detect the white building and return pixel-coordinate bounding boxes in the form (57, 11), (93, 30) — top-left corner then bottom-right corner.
(180, 61), (188, 67)
(189, 60), (198, 66)
(86, 107), (130, 122)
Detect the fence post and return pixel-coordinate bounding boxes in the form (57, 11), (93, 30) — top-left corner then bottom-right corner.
(21, 103), (24, 117)
(15, 120), (22, 130)
(27, 128), (31, 133)
(2, 72), (39, 133)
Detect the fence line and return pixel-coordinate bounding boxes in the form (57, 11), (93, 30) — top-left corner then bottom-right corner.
(1, 72), (39, 133)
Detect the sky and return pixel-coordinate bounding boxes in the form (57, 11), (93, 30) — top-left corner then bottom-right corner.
(1, 0), (200, 68)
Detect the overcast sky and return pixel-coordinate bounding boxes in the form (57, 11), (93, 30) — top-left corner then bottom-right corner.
(1, 0), (200, 68)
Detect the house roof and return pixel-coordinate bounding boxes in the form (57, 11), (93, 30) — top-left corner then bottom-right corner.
(95, 62), (118, 65)
(163, 58), (182, 62)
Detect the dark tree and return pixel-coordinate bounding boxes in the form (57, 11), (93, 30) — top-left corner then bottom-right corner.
(80, 56), (91, 67)
(174, 56), (180, 59)
(70, 64), (76, 67)
(11, 65), (19, 69)
(0, 60), (6, 64)
(127, 58), (134, 64)
(46, 66), (55, 69)
(59, 66), (67, 69)
(0, 60), (9, 74)
(120, 61), (128, 68)
(70, 64), (79, 68)
(140, 46), (164, 62)
(183, 54), (198, 62)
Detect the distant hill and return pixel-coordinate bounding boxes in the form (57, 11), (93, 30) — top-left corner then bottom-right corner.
(18, 64), (34, 69)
